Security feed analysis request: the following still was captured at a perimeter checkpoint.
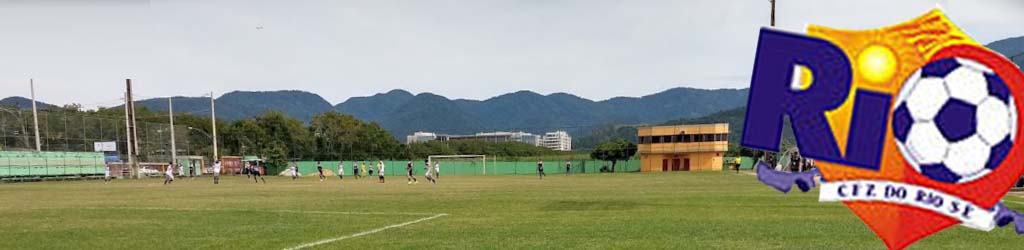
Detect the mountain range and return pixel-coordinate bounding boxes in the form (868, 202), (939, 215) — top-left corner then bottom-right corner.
(989, 36), (1024, 68)
(2, 87), (750, 140)
(0, 96), (55, 110)
(135, 87), (749, 138)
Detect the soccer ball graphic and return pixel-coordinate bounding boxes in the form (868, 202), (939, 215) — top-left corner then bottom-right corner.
(891, 57), (1017, 184)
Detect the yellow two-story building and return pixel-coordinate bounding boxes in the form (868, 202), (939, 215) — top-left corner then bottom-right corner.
(637, 123), (729, 172)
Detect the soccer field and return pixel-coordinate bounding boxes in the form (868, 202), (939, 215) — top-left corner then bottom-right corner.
(1, 172), (1022, 249)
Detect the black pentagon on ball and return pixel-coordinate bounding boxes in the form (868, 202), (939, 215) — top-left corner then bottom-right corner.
(920, 58), (961, 78)
(920, 163), (962, 184)
(986, 137), (1013, 170)
(934, 99), (977, 142)
(986, 72), (1011, 103)
(892, 103), (913, 142)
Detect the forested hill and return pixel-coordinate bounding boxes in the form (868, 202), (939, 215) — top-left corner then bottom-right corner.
(78, 87), (748, 139)
(337, 87), (748, 138)
(986, 35), (1024, 68)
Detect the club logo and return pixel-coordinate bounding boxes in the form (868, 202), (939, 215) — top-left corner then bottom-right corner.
(742, 9), (1024, 249)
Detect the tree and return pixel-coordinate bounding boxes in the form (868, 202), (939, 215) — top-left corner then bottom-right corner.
(309, 112), (404, 161)
(590, 139), (637, 172)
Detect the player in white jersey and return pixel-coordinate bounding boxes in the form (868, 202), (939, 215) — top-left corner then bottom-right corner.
(164, 162), (175, 185)
(434, 162), (440, 179)
(212, 161), (222, 184)
(338, 162), (345, 181)
(104, 166), (112, 183)
(377, 161), (385, 183)
(424, 160), (435, 184)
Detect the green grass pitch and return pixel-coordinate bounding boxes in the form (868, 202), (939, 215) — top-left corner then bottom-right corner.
(0, 172), (1022, 249)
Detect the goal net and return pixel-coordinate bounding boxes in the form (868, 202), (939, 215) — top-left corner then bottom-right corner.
(427, 155), (487, 176)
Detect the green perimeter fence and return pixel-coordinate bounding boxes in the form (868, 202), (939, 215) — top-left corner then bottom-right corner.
(723, 157), (755, 170)
(280, 157), (755, 176)
(273, 159), (641, 177)
(0, 151), (105, 177)
(0, 151), (756, 178)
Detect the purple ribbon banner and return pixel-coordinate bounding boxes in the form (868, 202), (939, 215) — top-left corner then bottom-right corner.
(754, 161), (1024, 235)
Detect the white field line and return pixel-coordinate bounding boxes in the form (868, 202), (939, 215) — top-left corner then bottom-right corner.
(283, 213), (448, 250)
(73, 206), (438, 216)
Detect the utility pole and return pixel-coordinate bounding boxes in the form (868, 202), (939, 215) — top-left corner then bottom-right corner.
(210, 92), (218, 161)
(169, 97), (177, 170)
(30, 79), (41, 152)
(126, 79), (140, 178)
(128, 80), (139, 164)
(124, 91), (134, 179)
(770, 0), (776, 27)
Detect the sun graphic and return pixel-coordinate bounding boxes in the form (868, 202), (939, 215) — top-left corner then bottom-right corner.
(857, 45), (898, 84)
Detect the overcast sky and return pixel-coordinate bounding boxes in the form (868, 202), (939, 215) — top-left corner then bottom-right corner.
(1, 0), (1022, 108)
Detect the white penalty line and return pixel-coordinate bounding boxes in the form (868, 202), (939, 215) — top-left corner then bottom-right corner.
(283, 213), (448, 250)
(76, 206), (438, 216)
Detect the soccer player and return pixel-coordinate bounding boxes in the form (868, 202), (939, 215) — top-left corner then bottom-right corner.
(164, 162), (175, 185)
(406, 161), (418, 184)
(253, 162), (266, 183)
(424, 160), (435, 184)
(317, 161), (326, 182)
(434, 162), (440, 179)
(338, 162), (345, 181)
(212, 160), (222, 184)
(733, 157), (742, 174)
(353, 162), (361, 179)
(245, 162), (252, 179)
(377, 160), (385, 183)
(361, 162), (368, 179)
(565, 161), (571, 175)
(104, 166), (112, 183)
(291, 163), (299, 180)
(537, 160), (545, 180)
(369, 163), (375, 176)
(188, 163), (195, 179)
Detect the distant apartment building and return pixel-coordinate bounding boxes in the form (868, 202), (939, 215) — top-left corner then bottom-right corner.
(540, 131), (572, 151)
(406, 131), (567, 151)
(406, 132), (450, 144)
(449, 131), (539, 145)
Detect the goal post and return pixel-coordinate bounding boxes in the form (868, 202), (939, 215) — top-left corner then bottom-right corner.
(427, 155), (487, 175)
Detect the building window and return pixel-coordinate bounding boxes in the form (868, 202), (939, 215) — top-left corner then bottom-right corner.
(672, 135), (682, 143)
(653, 136), (662, 143)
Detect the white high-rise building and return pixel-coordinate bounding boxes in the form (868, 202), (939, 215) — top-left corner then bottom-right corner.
(406, 132), (440, 144)
(541, 131), (572, 151)
(406, 130), (564, 150)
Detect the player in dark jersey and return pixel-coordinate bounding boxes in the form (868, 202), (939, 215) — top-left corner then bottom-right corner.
(252, 162), (265, 183)
(317, 161), (326, 182)
(537, 160), (546, 180)
(353, 162), (360, 179)
(406, 161), (418, 184)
